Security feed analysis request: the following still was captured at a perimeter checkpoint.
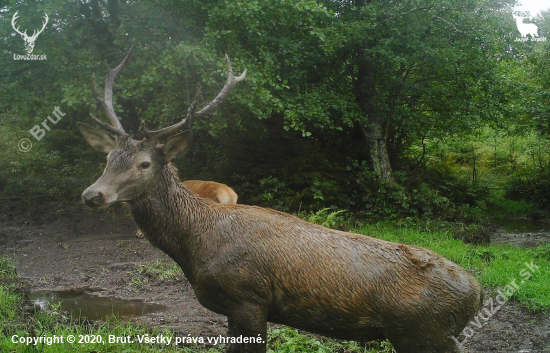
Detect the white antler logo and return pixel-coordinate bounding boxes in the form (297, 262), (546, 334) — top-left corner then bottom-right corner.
(11, 11), (49, 54)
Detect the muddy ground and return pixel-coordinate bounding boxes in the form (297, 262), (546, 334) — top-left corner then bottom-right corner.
(0, 199), (548, 353)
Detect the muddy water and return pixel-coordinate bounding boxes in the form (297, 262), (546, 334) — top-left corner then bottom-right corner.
(30, 289), (167, 320)
(491, 218), (550, 248)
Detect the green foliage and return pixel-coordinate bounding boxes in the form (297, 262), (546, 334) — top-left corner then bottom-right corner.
(0, 0), (549, 220)
(507, 167), (550, 210)
(302, 208), (347, 229)
(508, 177), (550, 210)
(0, 287), (21, 323)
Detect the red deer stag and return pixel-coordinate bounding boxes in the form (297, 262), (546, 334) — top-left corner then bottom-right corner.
(79, 49), (482, 353)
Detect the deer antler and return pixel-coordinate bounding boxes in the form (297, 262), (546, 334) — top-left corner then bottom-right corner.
(90, 47), (133, 136)
(11, 11), (27, 37)
(29, 13), (48, 39)
(144, 54), (247, 140)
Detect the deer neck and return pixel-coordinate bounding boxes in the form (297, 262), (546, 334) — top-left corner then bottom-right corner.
(129, 163), (214, 281)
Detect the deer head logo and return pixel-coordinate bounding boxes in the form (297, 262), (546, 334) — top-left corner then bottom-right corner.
(11, 11), (49, 54)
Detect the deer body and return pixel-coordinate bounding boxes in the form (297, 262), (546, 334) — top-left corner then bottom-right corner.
(514, 15), (538, 37)
(127, 162), (481, 353)
(79, 50), (482, 353)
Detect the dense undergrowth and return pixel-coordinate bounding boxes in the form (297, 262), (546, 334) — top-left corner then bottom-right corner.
(3, 122), (549, 222)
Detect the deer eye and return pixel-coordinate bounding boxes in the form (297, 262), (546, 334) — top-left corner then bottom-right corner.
(140, 162), (151, 169)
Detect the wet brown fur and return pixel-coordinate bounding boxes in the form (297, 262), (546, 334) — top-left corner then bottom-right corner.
(128, 163), (482, 353)
(136, 180), (237, 238)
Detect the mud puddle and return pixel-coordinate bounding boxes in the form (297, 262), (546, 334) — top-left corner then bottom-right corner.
(491, 219), (550, 248)
(30, 289), (167, 320)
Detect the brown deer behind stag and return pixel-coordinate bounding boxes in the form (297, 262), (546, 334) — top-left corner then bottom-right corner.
(136, 180), (237, 238)
(79, 48), (482, 353)
(183, 180), (238, 204)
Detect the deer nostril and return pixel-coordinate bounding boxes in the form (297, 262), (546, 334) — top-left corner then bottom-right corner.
(91, 193), (103, 204)
(83, 191), (104, 207)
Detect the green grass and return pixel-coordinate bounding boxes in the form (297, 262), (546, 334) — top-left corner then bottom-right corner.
(487, 199), (536, 217)
(127, 259), (185, 289)
(267, 327), (393, 353)
(135, 259), (184, 281)
(0, 287), (21, 324)
(0, 258), (22, 326)
(0, 316), (188, 353)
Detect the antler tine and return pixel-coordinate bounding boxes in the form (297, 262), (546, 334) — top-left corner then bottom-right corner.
(195, 54), (247, 119)
(37, 13), (48, 36)
(30, 13), (48, 39)
(11, 11), (27, 37)
(90, 46), (133, 136)
(90, 113), (125, 136)
(144, 54), (246, 140)
(143, 85), (201, 141)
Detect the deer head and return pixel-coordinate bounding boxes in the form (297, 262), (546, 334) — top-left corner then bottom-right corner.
(78, 48), (246, 208)
(11, 11), (49, 54)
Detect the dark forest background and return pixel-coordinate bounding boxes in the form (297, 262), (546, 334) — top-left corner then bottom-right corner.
(2, 0), (550, 220)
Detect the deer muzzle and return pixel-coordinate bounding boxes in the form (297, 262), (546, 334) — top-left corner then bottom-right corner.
(82, 182), (119, 208)
(82, 189), (105, 207)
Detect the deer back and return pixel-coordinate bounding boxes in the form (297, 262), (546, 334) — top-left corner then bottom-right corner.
(183, 180), (238, 204)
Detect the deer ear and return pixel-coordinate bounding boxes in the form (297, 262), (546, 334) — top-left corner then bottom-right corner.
(77, 123), (117, 153)
(162, 131), (192, 161)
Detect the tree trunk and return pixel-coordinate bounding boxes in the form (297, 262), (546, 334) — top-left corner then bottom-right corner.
(352, 59), (396, 185)
(360, 118), (396, 185)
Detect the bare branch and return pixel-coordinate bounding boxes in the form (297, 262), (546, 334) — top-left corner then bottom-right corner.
(432, 16), (463, 34)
